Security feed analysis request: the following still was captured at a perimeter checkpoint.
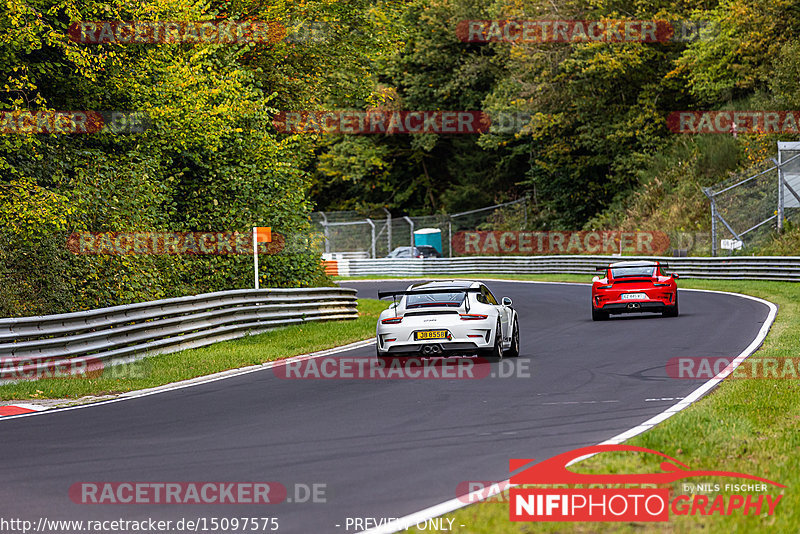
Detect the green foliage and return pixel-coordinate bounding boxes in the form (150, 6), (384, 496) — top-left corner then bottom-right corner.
(6, 0), (800, 317)
(311, 0), (800, 242)
(1, 0), (396, 316)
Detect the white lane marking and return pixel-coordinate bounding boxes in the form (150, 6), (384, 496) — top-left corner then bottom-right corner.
(541, 400), (620, 405)
(356, 285), (778, 534)
(645, 397), (684, 402)
(0, 339), (375, 422)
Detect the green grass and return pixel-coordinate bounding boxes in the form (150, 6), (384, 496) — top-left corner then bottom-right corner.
(391, 276), (798, 533)
(0, 298), (387, 401)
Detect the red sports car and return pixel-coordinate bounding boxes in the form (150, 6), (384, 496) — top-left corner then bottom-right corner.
(591, 260), (679, 321)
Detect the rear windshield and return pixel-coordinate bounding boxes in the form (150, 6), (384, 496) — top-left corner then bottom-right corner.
(610, 266), (656, 278)
(406, 291), (466, 308)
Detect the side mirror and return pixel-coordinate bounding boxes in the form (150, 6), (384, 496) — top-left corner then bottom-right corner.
(502, 297), (513, 306)
(672, 273), (680, 279)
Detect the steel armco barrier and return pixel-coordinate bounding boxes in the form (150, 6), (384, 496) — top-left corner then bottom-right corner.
(0, 288), (358, 382)
(329, 256), (800, 282)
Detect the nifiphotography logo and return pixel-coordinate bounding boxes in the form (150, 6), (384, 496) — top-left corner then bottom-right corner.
(508, 444), (784, 522)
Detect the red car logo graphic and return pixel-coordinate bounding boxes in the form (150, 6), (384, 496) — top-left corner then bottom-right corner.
(510, 444), (785, 487)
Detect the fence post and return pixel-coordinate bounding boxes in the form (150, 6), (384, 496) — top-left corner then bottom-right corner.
(383, 207), (392, 255)
(319, 212), (330, 254)
(403, 216), (414, 249)
(710, 197), (718, 257)
(448, 220), (452, 257)
(366, 218), (376, 258)
(702, 187), (718, 257)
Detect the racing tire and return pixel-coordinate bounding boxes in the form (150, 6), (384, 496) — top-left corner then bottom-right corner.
(480, 321), (504, 361)
(592, 308), (609, 321)
(504, 317), (520, 358)
(662, 292), (679, 317)
(376, 345), (390, 360)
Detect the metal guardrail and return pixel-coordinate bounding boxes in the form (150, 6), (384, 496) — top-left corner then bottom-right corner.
(330, 256), (800, 282)
(0, 288), (358, 382)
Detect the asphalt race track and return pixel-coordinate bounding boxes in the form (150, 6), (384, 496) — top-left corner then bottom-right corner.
(0, 280), (772, 533)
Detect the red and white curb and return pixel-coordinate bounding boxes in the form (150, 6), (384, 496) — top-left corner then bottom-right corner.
(0, 404), (49, 417)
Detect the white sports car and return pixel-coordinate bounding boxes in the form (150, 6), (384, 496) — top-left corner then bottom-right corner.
(376, 280), (520, 360)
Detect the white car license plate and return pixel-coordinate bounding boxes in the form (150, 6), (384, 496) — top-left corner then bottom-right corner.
(621, 293), (647, 300)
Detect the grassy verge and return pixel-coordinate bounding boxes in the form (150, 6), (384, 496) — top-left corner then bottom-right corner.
(0, 299), (387, 401)
(392, 276), (797, 533)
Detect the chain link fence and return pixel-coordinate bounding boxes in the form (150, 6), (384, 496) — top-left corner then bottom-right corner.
(311, 200), (718, 258)
(703, 143), (800, 256)
(310, 199), (528, 258)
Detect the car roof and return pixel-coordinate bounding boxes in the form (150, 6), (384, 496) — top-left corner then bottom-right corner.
(406, 280), (480, 291)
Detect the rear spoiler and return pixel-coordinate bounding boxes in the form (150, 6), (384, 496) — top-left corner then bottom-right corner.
(377, 287), (481, 300)
(595, 262), (668, 271)
(378, 287), (481, 313)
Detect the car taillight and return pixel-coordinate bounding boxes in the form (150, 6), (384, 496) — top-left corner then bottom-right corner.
(459, 314), (488, 320)
(597, 285), (612, 289)
(653, 282), (670, 287)
(381, 317), (403, 324)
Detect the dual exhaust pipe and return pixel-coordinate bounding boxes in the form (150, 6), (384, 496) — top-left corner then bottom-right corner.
(627, 303), (641, 310)
(421, 345), (443, 355)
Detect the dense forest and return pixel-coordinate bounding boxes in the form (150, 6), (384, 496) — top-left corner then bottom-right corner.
(2, 0), (799, 316)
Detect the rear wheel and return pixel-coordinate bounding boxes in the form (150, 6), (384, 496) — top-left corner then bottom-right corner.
(592, 308), (609, 321)
(480, 321), (503, 360)
(505, 317), (520, 358)
(662, 292), (679, 317)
